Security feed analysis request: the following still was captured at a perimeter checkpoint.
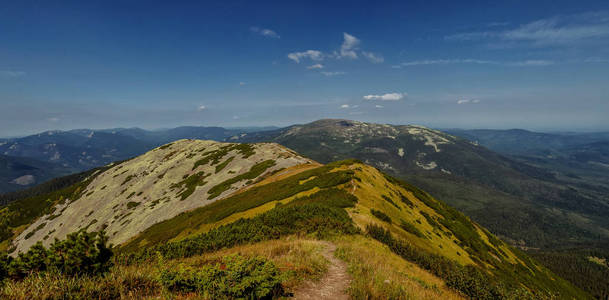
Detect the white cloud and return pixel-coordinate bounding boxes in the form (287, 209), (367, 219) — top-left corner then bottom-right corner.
(197, 105), (207, 111)
(375, 105), (384, 108)
(307, 64), (324, 69)
(363, 92), (405, 101)
(457, 99), (481, 104)
(287, 50), (323, 63)
(508, 60), (554, 66)
(396, 58), (555, 67)
(48, 117), (60, 122)
(362, 51), (384, 63)
(0, 70), (26, 78)
(250, 26), (280, 38)
(288, 33), (382, 65)
(446, 11), (609, 46)
(339, 32), (360, 59)
(321, 71), (346, 76)
(340, 104), (350, 108)
(584, 57), (609, 63)
(239, 82), (246, 86)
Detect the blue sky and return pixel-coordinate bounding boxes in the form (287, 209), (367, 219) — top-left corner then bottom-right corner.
(1, 0), (609, 136)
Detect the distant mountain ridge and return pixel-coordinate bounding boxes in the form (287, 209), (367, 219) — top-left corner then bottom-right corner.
(0, 126), (257, 194)
(234, 119), (609, 249)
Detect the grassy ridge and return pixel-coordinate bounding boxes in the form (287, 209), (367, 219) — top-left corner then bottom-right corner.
(120, 161), (355, 252)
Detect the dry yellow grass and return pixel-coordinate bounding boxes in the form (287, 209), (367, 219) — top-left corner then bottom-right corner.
(333, 235), (465, 300)
(1, 238), (330, 299)
(342, 163), (475, 265)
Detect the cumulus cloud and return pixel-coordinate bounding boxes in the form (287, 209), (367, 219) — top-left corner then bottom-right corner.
(307, 64), (324, 69)
(288, 33), (383, 66)
(320, 71), (346, 76)
(457, 99), (481, 104)
(287, 50), (323, 63)
(197, 105), (207, 111)
(339, 32), (360, 59)
(363, 93), (405, 101)
(362, 51), (384, 63)
(340, 104), (350, 108)
(250, 26), (280, 38)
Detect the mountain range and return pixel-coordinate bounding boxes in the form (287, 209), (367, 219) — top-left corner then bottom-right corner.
(1, 119), (608, 298)
(0, 140), (587, 299)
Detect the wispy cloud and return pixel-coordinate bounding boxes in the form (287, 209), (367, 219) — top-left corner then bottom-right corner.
(363, 92), (405, 101)
(457, 99), (480, 104)
(362, 51), (384, 63)
(321, 71), (346, 76)
(394, 58), (554, 68)
(583, 57), (609, 63)
(250, 26), (280, 38)
(340, 104), (350, 108)
(0, 70), (26, 78)
(287, 50), (323, 63)
(307, 64), (324, 69)
(197, 105), (207, 111)
(446, 11), (609, 47)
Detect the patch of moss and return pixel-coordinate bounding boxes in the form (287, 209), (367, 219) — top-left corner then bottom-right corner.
(215, 156), (234, 173)
(207, 160), (276, 199)
(121, 175), (135, 186)
(127, 201), (140, 209)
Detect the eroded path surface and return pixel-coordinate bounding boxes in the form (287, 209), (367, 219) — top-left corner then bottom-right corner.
(292, 241), (351, 300)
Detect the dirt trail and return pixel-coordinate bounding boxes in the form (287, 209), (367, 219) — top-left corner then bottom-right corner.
(292, 241), (351, 300)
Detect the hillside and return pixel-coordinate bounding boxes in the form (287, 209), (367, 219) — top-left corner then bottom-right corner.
(236, 119), (609, 249)
(0, 142), (587, 299)
(7, 139), (315, 253)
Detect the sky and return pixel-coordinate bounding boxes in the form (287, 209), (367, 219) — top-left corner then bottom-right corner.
(1, 0), (609, 136)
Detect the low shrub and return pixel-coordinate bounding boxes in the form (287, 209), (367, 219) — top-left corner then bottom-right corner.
(366, 224), (540, 299)
(159, 255), (283, 298)
(370, 209), (392, 223)
(122, 203), (358, 263)
(3, 230), (113, 281)
(399, 220), (425, 238)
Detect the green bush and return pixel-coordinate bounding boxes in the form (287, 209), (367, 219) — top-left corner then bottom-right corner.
(123, 202), (358, 262)
(3, 230), (113, 281)
(159, 255), (283, 298)
(366, 224), (543, 300)
(370, 209), (392, 223)
(399, 220), (425, 238)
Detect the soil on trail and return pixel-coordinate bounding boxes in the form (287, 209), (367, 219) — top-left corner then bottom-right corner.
(292, 241), (351, 300)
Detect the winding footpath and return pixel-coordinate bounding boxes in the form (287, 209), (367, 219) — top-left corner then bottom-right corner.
(292, 241), (351, 300)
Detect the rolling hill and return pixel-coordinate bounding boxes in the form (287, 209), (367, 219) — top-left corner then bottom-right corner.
(0, 140), (587, 299)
